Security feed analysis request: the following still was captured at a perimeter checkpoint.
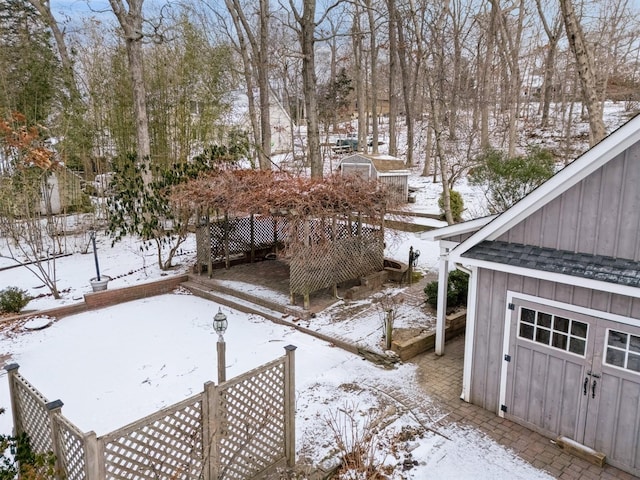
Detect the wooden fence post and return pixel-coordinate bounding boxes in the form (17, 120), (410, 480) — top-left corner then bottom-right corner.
(202, 381), (219, 480)
(4, 364), (20, 436)
(283, 345), (297, 468)
(45, 400), (64, 479)
(84, 431), (102, 480)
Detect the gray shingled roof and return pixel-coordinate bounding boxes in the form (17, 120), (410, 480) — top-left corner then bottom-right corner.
(463, 241), (640, 287)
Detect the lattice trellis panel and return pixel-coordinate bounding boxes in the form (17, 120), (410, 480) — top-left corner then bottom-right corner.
(217, 359), (286, 479)
(53, 414), (87, 480)
(12, 373), (54, 454)
(100, 395), (203, 480)
(290, 236), (384, 295)
(206, 215), (288, 261)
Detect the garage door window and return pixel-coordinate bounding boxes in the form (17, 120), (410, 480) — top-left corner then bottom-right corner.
(605, 329), (640, 373)
(518, 307), (588, 356)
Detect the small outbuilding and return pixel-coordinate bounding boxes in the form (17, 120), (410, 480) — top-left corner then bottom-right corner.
(337, 154), (409, 204)
(426, 115), (640, 477)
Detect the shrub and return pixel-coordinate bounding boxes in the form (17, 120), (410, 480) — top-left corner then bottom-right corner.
(0, 407), (57, 480)
(424, 270), (469, 310)
(469, 146), (556, 213)
(438, 189), (464, 222)
(0, 287), (31, 313)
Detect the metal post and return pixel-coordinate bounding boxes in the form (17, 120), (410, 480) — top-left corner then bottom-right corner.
(91, 231), (100, 281)
(217, 337), (226, 384)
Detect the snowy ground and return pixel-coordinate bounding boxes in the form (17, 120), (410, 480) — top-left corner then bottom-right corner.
(5, 103), (632, 477)
(0, 209), (551, 479)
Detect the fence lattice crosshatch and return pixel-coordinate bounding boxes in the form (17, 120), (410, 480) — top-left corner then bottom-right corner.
(4, 345), (296, 480)
(196, 213), (384, 308)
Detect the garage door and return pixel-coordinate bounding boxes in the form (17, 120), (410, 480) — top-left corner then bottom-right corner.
(503, 298), (640, 476)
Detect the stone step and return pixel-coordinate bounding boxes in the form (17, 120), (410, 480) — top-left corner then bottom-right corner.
(182, 281), (286, 324)
(185, 274), (284, 312)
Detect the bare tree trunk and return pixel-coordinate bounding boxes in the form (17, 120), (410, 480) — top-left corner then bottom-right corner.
(224, 0), (261, 169)
(535, 0), (563, 128)
(396, 18), (414, 166)
(27, 0), (79, 99)
(108, 0), (151, 178)
(352, 6), (367, 154)
(365, 0), (379, 154)
(226, 0), (272, 170)
(387, 0), (398, 157)
(258, 0), (272, 168)
(489, 0), (525, 157)
(291, 0), (322, 177)
(559, 0), (606, 145)
(479, 5), (496, 149)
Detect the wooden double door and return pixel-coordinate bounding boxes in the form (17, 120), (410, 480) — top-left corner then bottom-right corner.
(503, 298), (640, 476)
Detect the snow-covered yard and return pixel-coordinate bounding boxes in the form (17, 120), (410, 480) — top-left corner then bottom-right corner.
(0, 209), (552, 479)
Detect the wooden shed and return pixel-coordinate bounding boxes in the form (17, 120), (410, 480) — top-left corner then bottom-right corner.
(338, 154), (409, 204)
(426, 115), (640, 476)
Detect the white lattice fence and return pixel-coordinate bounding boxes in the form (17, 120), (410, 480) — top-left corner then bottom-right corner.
(290, 236), (384, 295)
(52, 413), (87, 480)
(6, 365), (54, 454)
(100, 394), (204, 480)
(5, 345), (296, 480)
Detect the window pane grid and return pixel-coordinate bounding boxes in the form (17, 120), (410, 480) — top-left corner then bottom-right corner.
(605, 329), (640, 374)
(518, 307), (587, 356)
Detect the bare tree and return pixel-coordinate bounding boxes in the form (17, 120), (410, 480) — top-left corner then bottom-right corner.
(289, 0), (325, 178)
(224, 0), (272, 170)
(559, 0), (606, 145)
(108, 0), (152, 168)
(535, 0), (564, 127)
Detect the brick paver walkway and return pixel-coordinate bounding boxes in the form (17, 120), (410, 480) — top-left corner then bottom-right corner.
(407, 335), (636, 479)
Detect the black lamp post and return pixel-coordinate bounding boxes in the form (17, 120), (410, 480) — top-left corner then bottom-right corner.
(213, 307), (228, 383)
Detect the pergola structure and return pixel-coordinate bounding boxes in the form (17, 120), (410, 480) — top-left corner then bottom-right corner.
(171, 169), (394, 308)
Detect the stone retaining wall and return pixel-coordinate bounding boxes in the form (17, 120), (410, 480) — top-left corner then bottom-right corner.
(391, 310), (467, 361)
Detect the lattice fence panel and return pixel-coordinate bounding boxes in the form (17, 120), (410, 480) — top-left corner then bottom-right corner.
(290, 236), (384, 294)
(207, 215), (288, 261)
(100, 395), (203, 480)
(53, 414), (87, 480)
(12, 373), (53, 454)
(217, 358), (286, 479)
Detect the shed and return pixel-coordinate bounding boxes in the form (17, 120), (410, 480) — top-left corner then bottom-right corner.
(425, 115), (640, 476)
(40, 166), (86, 214)
(338, 154), (409, 204)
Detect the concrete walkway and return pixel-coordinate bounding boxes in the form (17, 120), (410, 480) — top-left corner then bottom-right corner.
(401, 336), (636, 480)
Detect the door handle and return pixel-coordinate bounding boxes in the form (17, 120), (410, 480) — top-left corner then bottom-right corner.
(584, 377), (588, 396)
(592, 380), (597, 399)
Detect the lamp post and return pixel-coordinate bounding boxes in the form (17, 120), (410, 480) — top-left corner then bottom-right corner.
(213, 307), (228, 383)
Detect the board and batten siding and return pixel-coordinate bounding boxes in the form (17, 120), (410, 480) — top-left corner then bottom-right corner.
(497, 141), (640, 260)
(470, 268), (640, 412)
